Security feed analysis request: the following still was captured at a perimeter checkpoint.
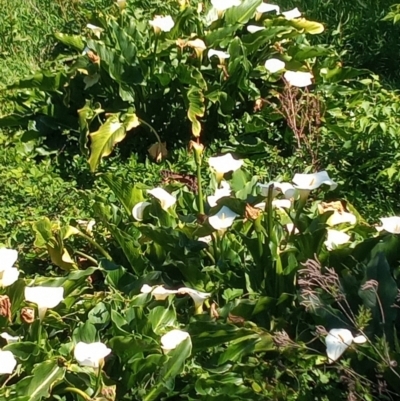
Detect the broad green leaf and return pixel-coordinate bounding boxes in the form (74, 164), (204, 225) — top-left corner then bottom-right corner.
(290, 18), (325, 34)
(225, 0), (262, 25)
(149, 306), (177, 335)
(73, 321), (97, 343)
(14, 360), (65, 401)
(88, 116), (126, 171)
(54, 32), (85, 51)
(187, 86), (205, 137)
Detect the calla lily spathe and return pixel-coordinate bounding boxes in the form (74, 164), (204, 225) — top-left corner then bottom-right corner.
(149, 15), (175, 33)
(24, 286), (64, 320)
(147, 188), (176, 210)
(132, 201), (151, 221)
(0, 248), (19, 288)
(0, 332), (21, 344)
(211, 0), (241, 11)
(284, 71), (313, 87)
(209, 206), (238, 230)
(86, 24), (104, 39)
(208, 49), (230, 64)
(264, 58), (285, 73)
(207, 181), (231, 207)
(282, 7), (301, 20)
(377, 216), (400, 234)
(161, 329), (190, 352)
(292, 171), (337, 199)
(327, 211), (357, 227)
(257, 182), (296, 199)
(74, 341), (111, 368)
(257, 3), (280, 14)
(208, 153), (243, 174)
(178, 287), (211, 310)
(141, 284), (178, 300)
(247, 25), (265, 33)
(325, 329), (366, 363)
(324, 229), (350, 251)
(0, 350), (17, 374)
(255, 199), (292, 211)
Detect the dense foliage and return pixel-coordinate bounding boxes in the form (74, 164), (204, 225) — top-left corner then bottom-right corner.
(1, 1), (400, 401)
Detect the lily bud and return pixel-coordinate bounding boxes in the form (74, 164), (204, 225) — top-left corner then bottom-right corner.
(189, 140), (204, 166)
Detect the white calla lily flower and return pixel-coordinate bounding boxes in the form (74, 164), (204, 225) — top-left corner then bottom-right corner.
(140, 284), (178, 300)
(209, 206), (238, 230)
(86, 24), (104, 39)
(247, 25), (265, 33)
(211, 0), (241, 11)
(286, 223), (299, 234)
(257, 182), (296, 199)
(377, 217), (400, 234)
(74, 341), (111, 368)
(282, 7), (301, 20)
(284, 70), (313, 87)
(208, 49), (230, 64)
(149, 15), (175, 33)
(0, 248), (19, 288)
(327, 211), (357, 227)
(264, 58), (285, 73)
(324, 229), (350, 251)
(257, 3), (280, 14)
(198, 235), (212, 244)
(255, 199), (292, 211)
(187, 38), (206, 51)
(0, 333), (21, 344)
(207, 181), (231, 207)
(147, 188), (177, 210)
(325, 329), (367, 363)
(208, 153), (243, 175)
(178, 287), (211, 310)
(132, 201), (151, 221)
(293, 171), (337, 200)
(0, 350), (17, 374)
(161, 329), (190, 352)
(24, 286), (64, 320)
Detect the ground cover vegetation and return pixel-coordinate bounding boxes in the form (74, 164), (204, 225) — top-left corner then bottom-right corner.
(1, 0), (400, 400)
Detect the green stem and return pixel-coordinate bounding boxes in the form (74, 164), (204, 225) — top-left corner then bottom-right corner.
(63, 387), (91, 401)
(75, 250), (98, 266)
(196, 162), (204, 214)
(138, 118), (162, 144)
(151, 35), (159, 76)
(266, 184), (274, 240)
(202, 248), (215, 265)
(93, 365), (103, 398)
(75, 231), (112, 261)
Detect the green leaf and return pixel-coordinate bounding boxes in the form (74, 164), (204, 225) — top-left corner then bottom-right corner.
(14, 360), (65, 401)
(88, 116), (127, 171)
(54, 32), (85, 51)
(73, 321), (97, 343)
(149, 306), (177, 335)
(225, 0), (262, 25)
(187, 86), (205, 137)
(290, 18), (325, 34)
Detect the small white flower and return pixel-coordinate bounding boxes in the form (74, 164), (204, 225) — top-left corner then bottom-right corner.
(211, 0), (241, 11)
(25, 286), (64, 320)
(282, 7), (301, 20)
(377, 217), (400, 234)
(257, 182), (296, 199)
(207, 181), (231, 207)
(74, 341), (111, 368)
(327, 211), (357, 227)
(247, 25), (265, 33)
(257, 3), (280, 14)
(177, 287), (211, 310)
(198, 235), (212, 244)
(0, 248), (19, 288)
(325, 329), (367, 363)
(0, 333), (21, 344)
(293, 171), (337, 192)
(132, 201), (151, 221)
(187, 38), (207, 51)
(264, 58), (286, 73)
(86, 24), (104, 39)
(209, 206), (238, 230)
(161, 329), (190, 352)
(324, 229), (350, 251)
(149, 15), (175, 33)
(147, 188), (176, 210)
(141, 284), (178, 300)
(208, 153), (243, 174)
(0, 350), (17, 374)
(208, 49), (230, 64)
(284, 70), (313, 87)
